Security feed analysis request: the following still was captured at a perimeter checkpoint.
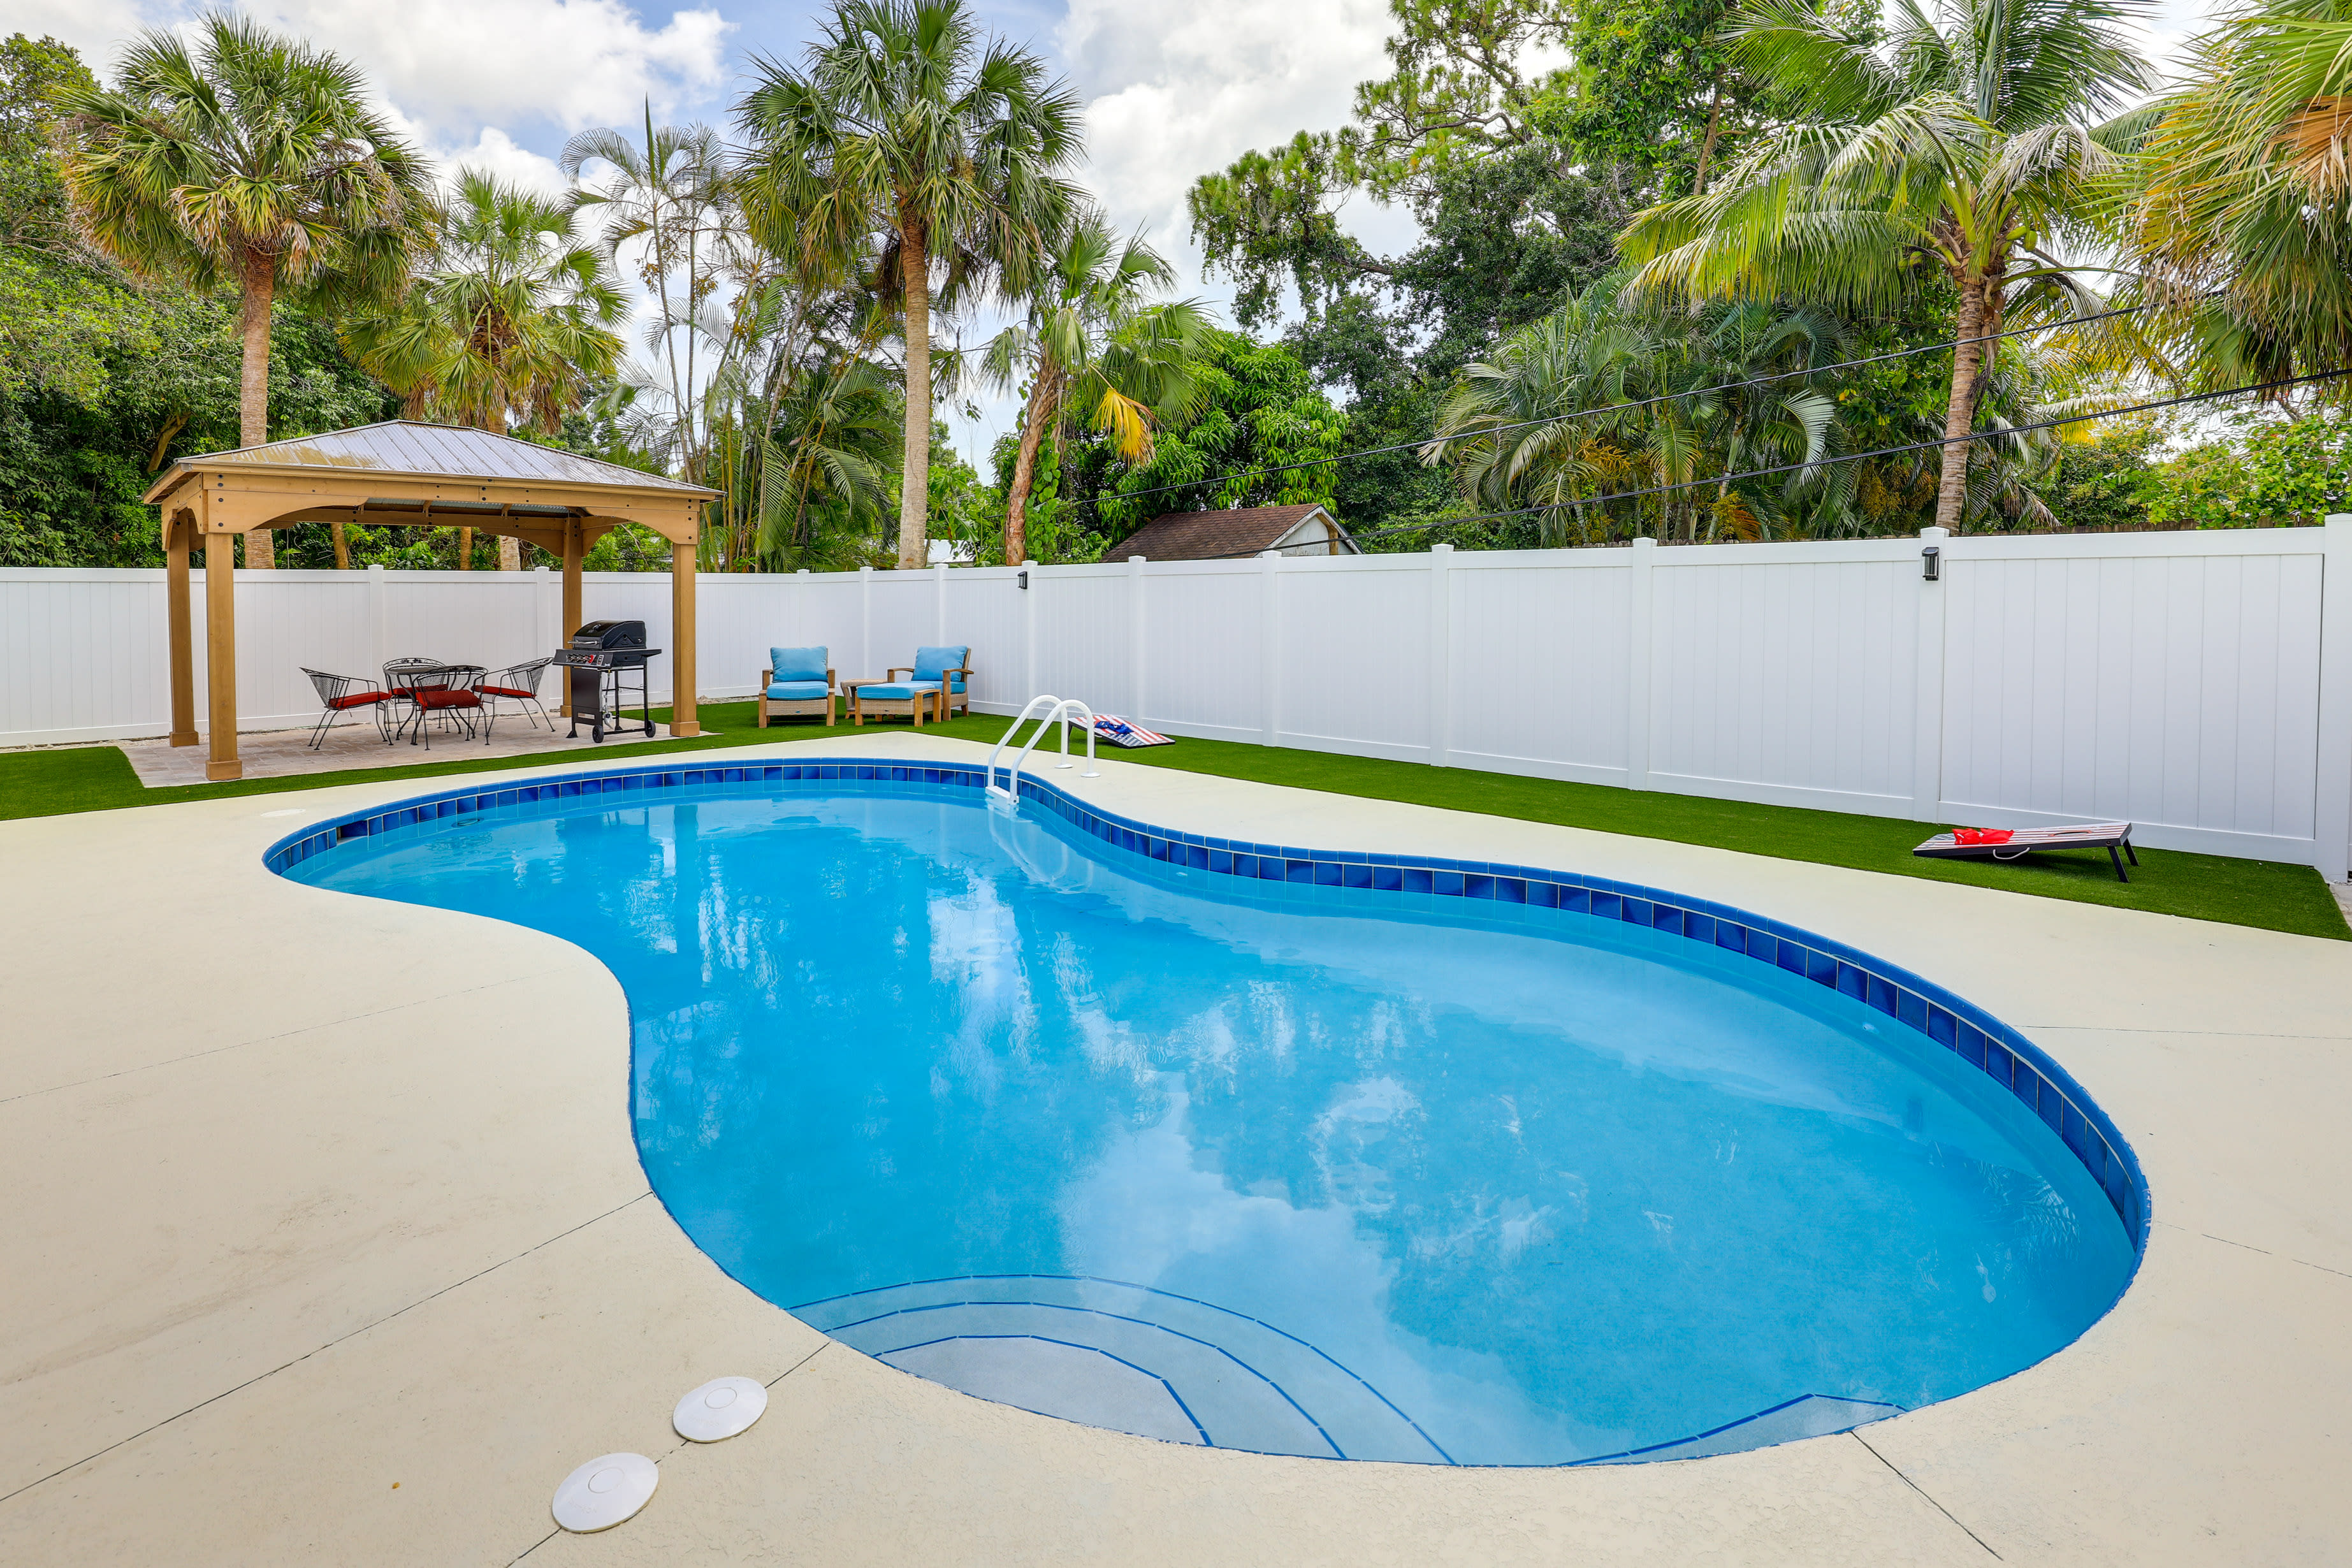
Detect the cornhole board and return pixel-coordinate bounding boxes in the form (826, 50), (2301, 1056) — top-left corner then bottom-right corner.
(1914, 822), (2138, 883)
(1092, 715), (1172, 748)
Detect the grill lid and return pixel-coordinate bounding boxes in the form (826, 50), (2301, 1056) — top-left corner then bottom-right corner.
(570, 619), (646, 650)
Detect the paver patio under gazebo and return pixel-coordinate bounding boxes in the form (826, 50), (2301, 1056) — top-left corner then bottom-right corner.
(141, 421), (720, 781)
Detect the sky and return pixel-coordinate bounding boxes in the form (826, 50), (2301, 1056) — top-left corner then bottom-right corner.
(20, 0), (2223, 468)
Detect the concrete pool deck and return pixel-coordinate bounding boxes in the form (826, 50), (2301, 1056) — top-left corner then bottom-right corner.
(2, 730), (2347, 1565)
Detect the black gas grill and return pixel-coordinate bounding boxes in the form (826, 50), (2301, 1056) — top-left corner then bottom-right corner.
(551, 620), (662, 743)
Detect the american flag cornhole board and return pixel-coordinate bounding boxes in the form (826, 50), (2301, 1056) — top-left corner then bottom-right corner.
(1914, 822), (2138, 883)
(1091, 715), (1172, 748)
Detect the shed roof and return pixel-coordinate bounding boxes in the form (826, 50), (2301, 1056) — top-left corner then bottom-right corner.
(143, 420), (713, 505)
(1105, 504), (1349, 562)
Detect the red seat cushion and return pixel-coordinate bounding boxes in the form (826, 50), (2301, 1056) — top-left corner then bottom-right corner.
(326, 691), (391, 709)
(411, 689), (481, 710)
(479, 686), (536, 699)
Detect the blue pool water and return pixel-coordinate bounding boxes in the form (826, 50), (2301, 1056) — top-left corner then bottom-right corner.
(287, 778), (2136, 1465)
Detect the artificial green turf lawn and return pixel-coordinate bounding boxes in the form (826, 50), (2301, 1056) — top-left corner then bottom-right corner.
(4, 701), (2344, 941)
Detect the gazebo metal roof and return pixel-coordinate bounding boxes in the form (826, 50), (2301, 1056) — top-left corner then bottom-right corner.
(143, 420), (709, 504)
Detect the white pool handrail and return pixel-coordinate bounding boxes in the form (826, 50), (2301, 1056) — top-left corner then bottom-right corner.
(987, 695), (1100, 809)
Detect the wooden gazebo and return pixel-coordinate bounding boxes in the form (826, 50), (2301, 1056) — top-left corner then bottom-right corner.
(142, 421), (719, 781)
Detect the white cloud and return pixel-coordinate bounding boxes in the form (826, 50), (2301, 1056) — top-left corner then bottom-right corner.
(62, 1), (733, 144)
(1061, 0), (1395, 245)
(381, 114), (572, 194)
(11, 0), (159, 73)
(238, 0), (733, 140)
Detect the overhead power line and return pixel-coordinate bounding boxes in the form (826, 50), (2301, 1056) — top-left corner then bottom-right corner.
(1184, 365), (2352, 560)
(1066, 300), (2160, 520)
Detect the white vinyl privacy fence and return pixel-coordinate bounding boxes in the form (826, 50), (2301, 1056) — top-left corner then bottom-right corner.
(7, 518), (2351, 877)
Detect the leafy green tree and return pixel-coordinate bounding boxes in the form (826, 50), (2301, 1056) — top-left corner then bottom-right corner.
(1184, 2), (1643, 543)
(2148, 411), (2352, 528)
(57, 14), (436, 567)
(2036, 413), (2160, 532)
(1010, 331), (1346, 558)
(924, 419), (997, 561)
(982, 207), (1212, 563)
(1556, 0), (1826, 194)
(0, 35), (94, 254)
(2123, 0), (2352, 397)
(1618, 0), (2154, 534)
(737, 0), (1082, 570)
(0, 38), (399, 567)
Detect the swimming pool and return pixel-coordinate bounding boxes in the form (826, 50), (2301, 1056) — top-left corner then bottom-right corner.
(275, 760), (2141, 1467)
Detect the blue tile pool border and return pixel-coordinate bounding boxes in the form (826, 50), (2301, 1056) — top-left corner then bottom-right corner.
(264, 757), (2149, 1252)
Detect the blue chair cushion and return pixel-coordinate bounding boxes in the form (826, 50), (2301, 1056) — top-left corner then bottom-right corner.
(765, 681), (831, 701)
(912, 644), (968, 682)
(769, 646), (827, 683)
(857, 683), (920, 701)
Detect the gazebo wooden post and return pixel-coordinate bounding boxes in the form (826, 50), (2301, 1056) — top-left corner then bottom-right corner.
(560, 516), (583, 717)
(202, 521), (242, 781)
(165, 510), (198, 747)
(669, 535), (700, 737)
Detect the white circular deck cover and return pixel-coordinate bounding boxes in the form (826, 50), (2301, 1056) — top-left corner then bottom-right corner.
(551, 1452), (658, 1533)
(673, 1376), (768, 1442)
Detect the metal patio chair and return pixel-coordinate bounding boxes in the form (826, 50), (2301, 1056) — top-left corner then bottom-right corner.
(300, 668), (397, 749)
(390, 662), (487, 748)
(479, 656), (556, 737)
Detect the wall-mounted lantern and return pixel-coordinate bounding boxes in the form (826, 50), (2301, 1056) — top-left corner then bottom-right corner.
(1922, 546), (1941, 582)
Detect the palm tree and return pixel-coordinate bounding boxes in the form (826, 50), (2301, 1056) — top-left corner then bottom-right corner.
(343, 170), (627, 567)
(1431, 288), (1679, 544)
(756, 357), (903, 568)
(1617, 0), (2155, 533)
(736, 0), (1082, 569)
(1687, 300), (1846, 537)
(1431, 284), (1844, 541)
(57, 13), (435, 567)
(982, 208), (1213, 563)
(562, 111), (732, 485)
(2124, 0), (2352, 396)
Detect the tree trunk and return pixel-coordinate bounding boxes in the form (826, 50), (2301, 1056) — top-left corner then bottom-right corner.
(458, 526), (474, 569)
(332, 521), (351, 569)
(897, 217), (933, 571)
(238, 256), (277, 569)
(1934, 275), (1991, 534)
(1694, 71), (1726, 197)
(1003, 370), (1058, 565)
(498, 535), (521, 570)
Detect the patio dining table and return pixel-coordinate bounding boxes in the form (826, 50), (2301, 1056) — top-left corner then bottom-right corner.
(384, 662), (488, 748)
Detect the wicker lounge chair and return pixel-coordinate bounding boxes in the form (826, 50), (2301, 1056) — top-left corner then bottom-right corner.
(759, 647), (836, 727)
(1914, 822), (2138, 882)
(885, 645), (971, 719)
